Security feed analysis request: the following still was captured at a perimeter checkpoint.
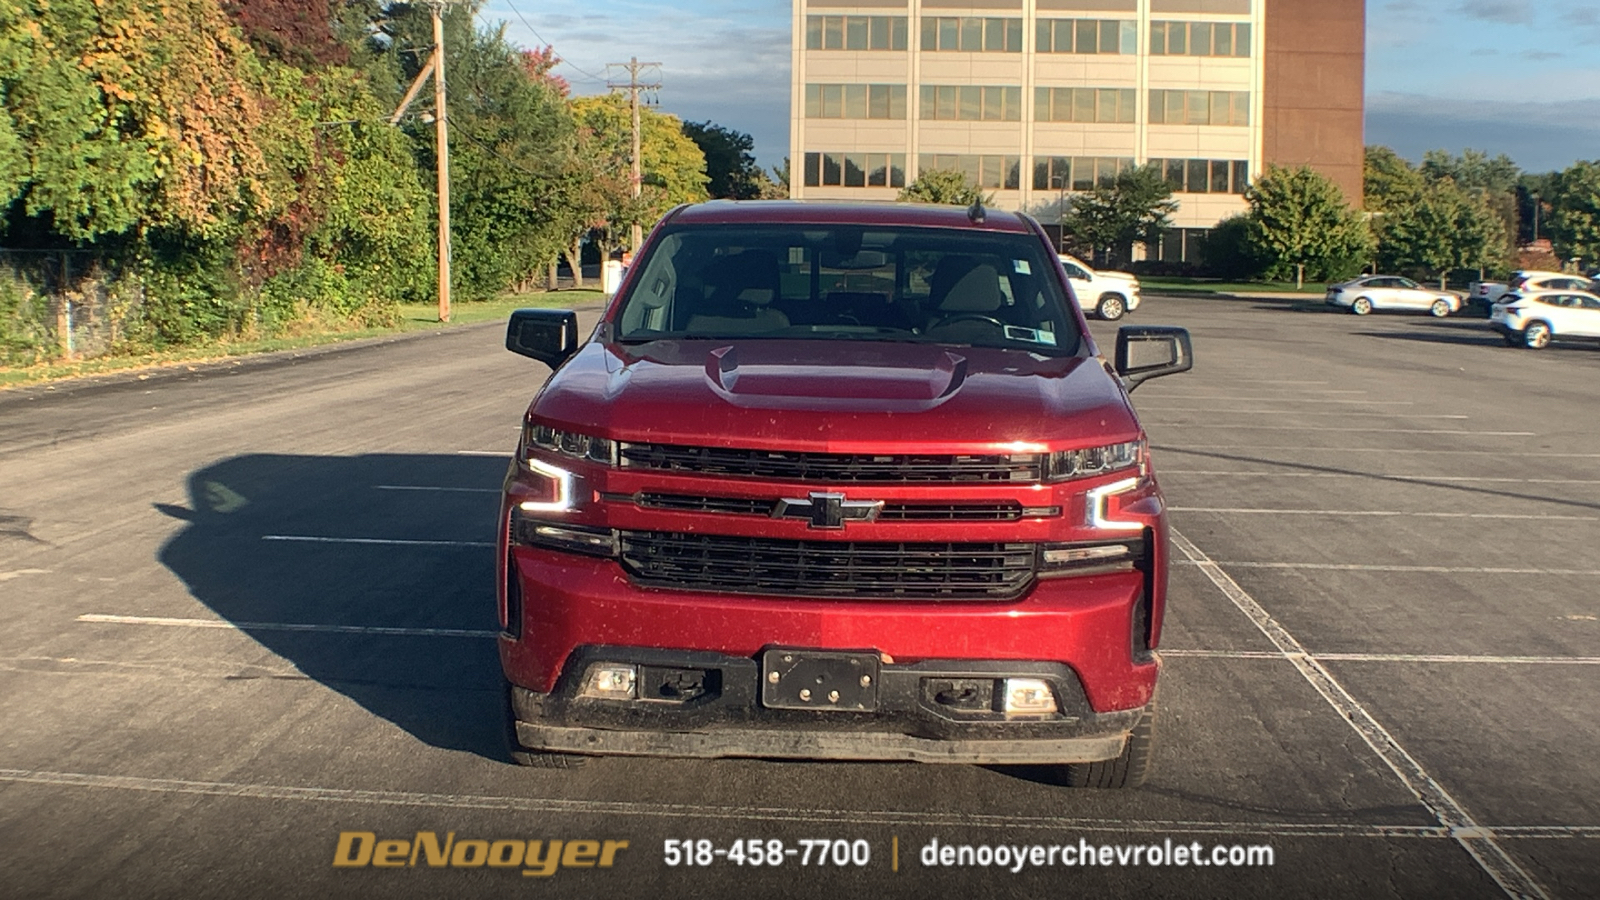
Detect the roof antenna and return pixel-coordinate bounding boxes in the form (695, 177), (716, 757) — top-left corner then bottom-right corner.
(967, 196), (986, 224)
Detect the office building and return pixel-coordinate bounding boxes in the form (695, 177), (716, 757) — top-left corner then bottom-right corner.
(788, 0), (1364, 262)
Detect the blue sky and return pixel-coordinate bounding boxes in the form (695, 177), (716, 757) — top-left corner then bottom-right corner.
(481, 0), (1600, 174)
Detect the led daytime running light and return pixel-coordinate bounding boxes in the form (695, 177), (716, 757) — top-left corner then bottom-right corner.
(1086, 476), (1144, 531)
(518, 458), (576, 513)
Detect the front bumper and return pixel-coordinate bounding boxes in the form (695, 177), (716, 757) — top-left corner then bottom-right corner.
(500, 543), (1162, 714)
(508, 648), (1146, 764)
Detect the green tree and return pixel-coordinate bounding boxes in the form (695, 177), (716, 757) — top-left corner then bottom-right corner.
(682, 120), (763, 200)
(1366, 146), (1511, 282)
(1243, 165), (1373, 285)
(1420, 148), (1520, 195)
(1062, 164), (1177, 265)
(1546, 160), (1600, 266)
(569, 93), (709, 255)
(898, 169), (989, 205)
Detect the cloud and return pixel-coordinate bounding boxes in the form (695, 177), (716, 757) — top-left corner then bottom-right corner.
(1366, 92), (1600, 172)
(1454, 0), (1534, 23)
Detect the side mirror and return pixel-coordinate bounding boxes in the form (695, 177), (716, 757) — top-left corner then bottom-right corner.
(1115, 325), (1192, 392)
(506, 309), (579, 368)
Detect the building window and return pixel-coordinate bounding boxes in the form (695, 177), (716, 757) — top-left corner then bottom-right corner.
(920, 85), (1023, 121)
(1156, 228), (1212, 264)
(806, 16), (909, 51)
(920, 17), (1023, 52)
(1035, 19), (1136, 54)
(805, 152), (907, 188)
(805, 84), (908, 119)
(1034, 87), (1136, 123)
(917, 154), (1021, 190)
(1148, 159), (1250, 194)
(1031, 156), (1136, 191)
(1149, 21), (1251, 57)
(1147, 90), (1250, 126)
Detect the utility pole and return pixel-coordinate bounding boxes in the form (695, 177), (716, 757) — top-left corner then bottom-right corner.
(389, 4), (455, 322)
(429, 2), (453, 322)
(607, 58), (662, 254)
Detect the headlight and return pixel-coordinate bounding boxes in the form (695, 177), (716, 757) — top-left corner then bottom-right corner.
(524, 423), (616, 465)
(1043, 440), (1143, 482)
(509, 509), (617, 556)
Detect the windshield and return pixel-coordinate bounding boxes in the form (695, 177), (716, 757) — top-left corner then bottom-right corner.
(614, 223), (1083, 355)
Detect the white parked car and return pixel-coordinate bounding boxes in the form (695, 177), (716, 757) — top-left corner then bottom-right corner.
(1058, 254), (1141, 320)
(1469, 271), (1592, 316)
(1325, 275), (1461, 317)
(1490, 289), (1600, 349)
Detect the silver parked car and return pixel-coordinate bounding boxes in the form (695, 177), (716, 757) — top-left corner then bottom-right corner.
(1325, 276), (1461, 317)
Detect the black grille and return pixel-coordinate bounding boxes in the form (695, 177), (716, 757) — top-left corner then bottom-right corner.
(636, 493), (772, 515)
(618, 531), (1037, 600)
(880, 502), (1023, 521)
(635, 493), (1025, 522)
(619, 443), (1043, 483)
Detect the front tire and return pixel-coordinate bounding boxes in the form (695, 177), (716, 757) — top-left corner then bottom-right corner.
(504, 682), (589, 768)
(1351, 297), (1373, 315)
(1523, 321), (1552, 349)
(1060, 703), (1155, 788)
(1097, 294), (1126, 321)
(1430, 299), (1451, 317)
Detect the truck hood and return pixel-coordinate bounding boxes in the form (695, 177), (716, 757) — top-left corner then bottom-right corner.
(530, 339), (1141, 451)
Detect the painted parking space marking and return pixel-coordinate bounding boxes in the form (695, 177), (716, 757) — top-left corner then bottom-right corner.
(1177, 560), (1600, 576)
(261, 535), (494, 548)
(1171, 507), (1600, 521)
(1161, 650), (1600, 665)
(1161, 471), (1600, 485)
(374, 485), (500, 493)
(1140, 409), (1468, 418)
(1171, 528), (1551, 900)
(2, 768), (1596, 839)
(1158, 446), (1600, 457)
(1148, 425), (1534, 435)
(76, 614), (496, 638)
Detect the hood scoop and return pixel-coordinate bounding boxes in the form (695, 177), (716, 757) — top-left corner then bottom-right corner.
(704, 345), (968, 411)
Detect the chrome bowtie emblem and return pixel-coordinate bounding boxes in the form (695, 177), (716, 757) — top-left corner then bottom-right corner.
(772, 492), (884, 528)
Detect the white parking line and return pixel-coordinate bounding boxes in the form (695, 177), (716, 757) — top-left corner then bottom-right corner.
(1158, 446), (1600, 457)
(1162, 650), (1600, 665)
(455, 450), (509, 456)
(1179, 561), (1600, 576)
(1170, 528), (1551, 900)
(1142, 396), (1403, 403)
(261, 535), (494, 548)
(1139, 410), (1469, 418)
(1170, 508), (1599, 521)
(5, 768), (1596, 839)
(1148, 425), (1534, 435)
(374, 485), (499, 493)
(76, 614), (496, 638)
(1161, 471), (1600, 485)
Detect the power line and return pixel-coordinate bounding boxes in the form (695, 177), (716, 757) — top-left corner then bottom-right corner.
(491, 0), (610, 84)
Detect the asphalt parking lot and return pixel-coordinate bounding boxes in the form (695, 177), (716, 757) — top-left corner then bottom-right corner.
(1, 293), (1596, 899)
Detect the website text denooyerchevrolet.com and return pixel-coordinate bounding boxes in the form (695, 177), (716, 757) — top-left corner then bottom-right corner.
(919, 838), (1275, 871)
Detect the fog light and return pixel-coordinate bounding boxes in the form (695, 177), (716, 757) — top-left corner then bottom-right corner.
(1002, 678), (1058, 716)
(580, 664), (637, 700)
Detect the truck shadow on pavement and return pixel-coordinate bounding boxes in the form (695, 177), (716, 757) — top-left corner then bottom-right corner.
(157, 453), (510, 760)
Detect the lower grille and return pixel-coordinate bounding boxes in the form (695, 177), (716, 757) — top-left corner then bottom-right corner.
(618, 531), (1037, 600)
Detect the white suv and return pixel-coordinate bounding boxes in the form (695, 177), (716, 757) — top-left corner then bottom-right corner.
(1058, 254), (1141, 320)
(1491, 290), (1600, 349)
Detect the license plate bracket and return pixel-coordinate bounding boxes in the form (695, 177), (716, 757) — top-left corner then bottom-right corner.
(760, 649), (880, 711)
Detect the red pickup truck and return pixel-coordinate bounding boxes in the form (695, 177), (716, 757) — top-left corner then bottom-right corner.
(497, 201), (1191, 787)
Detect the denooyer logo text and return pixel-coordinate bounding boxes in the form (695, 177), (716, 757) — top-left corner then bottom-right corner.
(332, 831), (629, 876)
